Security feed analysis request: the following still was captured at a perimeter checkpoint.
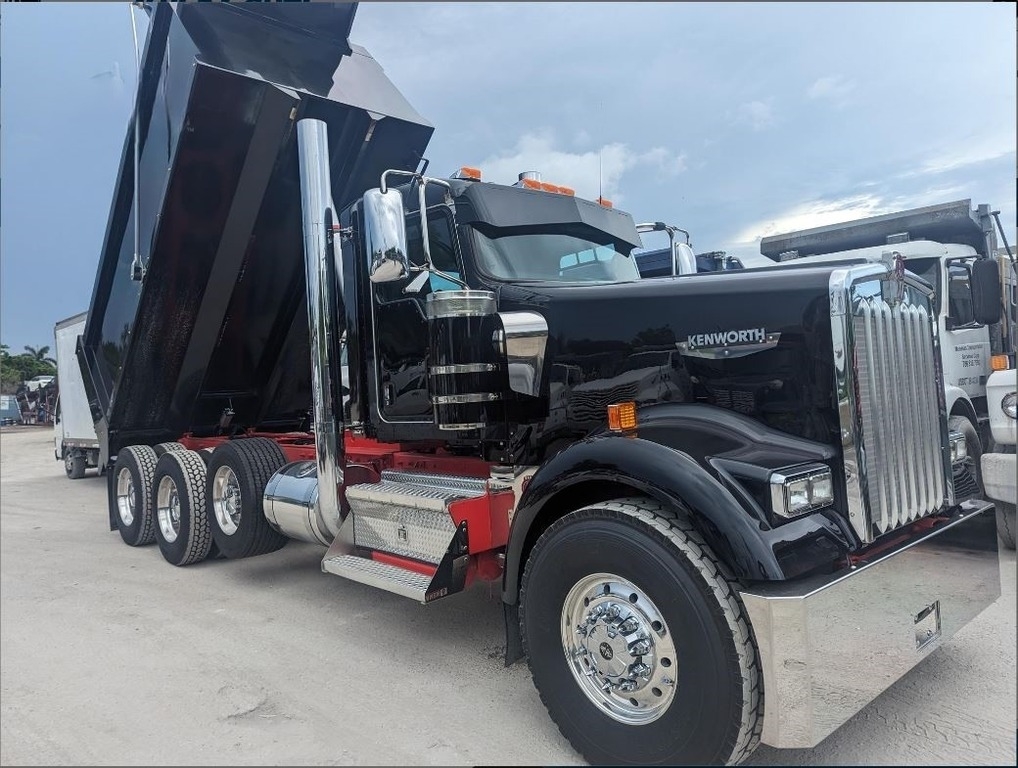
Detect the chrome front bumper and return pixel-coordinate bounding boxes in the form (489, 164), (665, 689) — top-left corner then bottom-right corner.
(739, 499), (1000, 749)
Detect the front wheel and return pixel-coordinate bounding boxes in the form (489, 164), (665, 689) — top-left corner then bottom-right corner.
(520, 497), (762, 766)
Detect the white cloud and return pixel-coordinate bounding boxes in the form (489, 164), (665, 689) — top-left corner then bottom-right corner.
(733, 99), (775, 131)
(807, 75), (856, 105)
(729, 194), (887, 246)
(477, 131), (686, 205)
(900, 138), (1016, 178)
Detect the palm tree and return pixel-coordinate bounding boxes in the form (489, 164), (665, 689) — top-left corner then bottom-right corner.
(24, 345), (57, 368)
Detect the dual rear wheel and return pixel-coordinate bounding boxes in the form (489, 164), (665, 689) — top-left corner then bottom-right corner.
(111, 438), (288, 565)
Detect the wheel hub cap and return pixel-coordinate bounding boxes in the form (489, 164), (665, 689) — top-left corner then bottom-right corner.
(212, 466), (242, 535)
(157, 476), (181, 543)
(115, 467), (135, 526)
(561, 573), (677, 725)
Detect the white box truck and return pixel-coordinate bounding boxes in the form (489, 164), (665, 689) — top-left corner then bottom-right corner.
(53, 313), (102, 479)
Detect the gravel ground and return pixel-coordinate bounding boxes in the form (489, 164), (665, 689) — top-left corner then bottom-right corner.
(2, 426), (1015, 766)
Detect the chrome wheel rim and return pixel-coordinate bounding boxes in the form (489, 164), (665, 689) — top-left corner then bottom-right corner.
(115, 467), (136, 526)
(212, 466), (242, 535)
(560, 572), (678, 725)
(156, 476), (181, 543)
(65, 453), (74, 473)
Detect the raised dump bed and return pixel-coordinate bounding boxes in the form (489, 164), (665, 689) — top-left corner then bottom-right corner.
(79, 1), (432, 455)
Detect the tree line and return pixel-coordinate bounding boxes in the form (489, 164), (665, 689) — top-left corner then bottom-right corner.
(1, 344), (57, 394)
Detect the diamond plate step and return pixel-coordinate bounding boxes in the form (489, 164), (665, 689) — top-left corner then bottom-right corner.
(322, 554), (431, 603)
(378, 470), (488, 497)
(345, 471), (488, 565)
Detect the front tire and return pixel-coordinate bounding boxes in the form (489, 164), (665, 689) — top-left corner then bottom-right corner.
(206, 438), (288, 559)
(520, 497), (762, 766)
(153, 450), (213, 566)
(112, 446), (158, 546)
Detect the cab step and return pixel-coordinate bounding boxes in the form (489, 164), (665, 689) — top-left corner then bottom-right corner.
(321, 554), (433, 602)
(344, 470), (486, 565)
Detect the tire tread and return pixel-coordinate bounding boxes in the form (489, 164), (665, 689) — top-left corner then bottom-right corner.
(208, 438), (288, 558)
(520, 496), (763, 765)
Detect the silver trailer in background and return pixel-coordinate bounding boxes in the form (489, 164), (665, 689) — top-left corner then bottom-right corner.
(54, 313), (102, 479)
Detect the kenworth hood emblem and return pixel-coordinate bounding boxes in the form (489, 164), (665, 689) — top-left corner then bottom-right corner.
(675, 327), (781, 359)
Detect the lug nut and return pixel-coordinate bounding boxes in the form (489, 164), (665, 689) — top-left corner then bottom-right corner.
(628, 639), (650, 656)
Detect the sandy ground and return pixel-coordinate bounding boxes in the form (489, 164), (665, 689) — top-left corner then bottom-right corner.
(1, 426), (1015, 766)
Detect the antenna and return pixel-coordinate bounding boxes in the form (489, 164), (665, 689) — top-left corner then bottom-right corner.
(597, 98), (604, 201)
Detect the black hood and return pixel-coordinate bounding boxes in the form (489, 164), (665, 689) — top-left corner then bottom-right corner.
(494, 265), (839, 444)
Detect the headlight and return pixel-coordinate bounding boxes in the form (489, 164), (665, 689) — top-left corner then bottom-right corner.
(769, 464), (835, 519)
(1003, 392), (1017, 419)
(948, 431), (967, 464)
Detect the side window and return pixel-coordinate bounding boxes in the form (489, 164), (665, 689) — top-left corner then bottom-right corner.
(375, 212), (461, 303)
(948, 263), (975, 325)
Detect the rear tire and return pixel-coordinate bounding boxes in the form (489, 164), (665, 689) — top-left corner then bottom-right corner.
(153, 450), (213, 566)
(112, 446), (158, 546)
(949, 415), (983, 501)
(153, 441), (186, 458)
(206, 438), (288, 559)
(997, 502), (1017, 550)
(520, 497), (762, 766)
(65, 451), (86, 480)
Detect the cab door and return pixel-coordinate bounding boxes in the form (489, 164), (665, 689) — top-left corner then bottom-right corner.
(370, 209), (465, 424)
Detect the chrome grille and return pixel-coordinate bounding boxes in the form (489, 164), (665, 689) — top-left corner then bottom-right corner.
(852, 297), (947, 539)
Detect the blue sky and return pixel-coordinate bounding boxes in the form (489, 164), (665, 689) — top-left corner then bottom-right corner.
(2, 2), (1015, 353)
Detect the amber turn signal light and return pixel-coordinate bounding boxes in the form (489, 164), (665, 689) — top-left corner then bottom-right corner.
(607, 402), (637, 432)
(991, 354), (1010, 371)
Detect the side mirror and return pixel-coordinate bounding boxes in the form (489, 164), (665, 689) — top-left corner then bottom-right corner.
(971, 259), (1002, 325)
(363, 188), (409, 283)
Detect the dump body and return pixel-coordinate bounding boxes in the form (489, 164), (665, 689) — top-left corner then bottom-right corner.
(79, 2), (432, 455)
(759, 199), (996, 261)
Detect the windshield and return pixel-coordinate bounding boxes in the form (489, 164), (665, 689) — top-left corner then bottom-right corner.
(906, 257), (942, 311)
(472, 229), (641, 284)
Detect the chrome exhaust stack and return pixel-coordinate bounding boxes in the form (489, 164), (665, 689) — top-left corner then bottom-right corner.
(264, 118), (345, 544)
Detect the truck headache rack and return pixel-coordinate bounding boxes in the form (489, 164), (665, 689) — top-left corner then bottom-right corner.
(78, 1), (433, 454)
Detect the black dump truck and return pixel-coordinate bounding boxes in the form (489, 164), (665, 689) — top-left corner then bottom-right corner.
(79, 3), (1002, 764)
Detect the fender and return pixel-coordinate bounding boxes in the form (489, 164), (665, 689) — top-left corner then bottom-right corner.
(945, 385), (977, 425)
(503, 403), (852, 603)
(499, 404), (856, 665)
(502, 435), (780, 599)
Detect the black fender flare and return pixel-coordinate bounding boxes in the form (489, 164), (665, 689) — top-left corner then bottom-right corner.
(502, 433), (785, 608)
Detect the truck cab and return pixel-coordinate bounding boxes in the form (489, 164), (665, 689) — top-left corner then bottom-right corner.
(341, 171), (644, 451)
